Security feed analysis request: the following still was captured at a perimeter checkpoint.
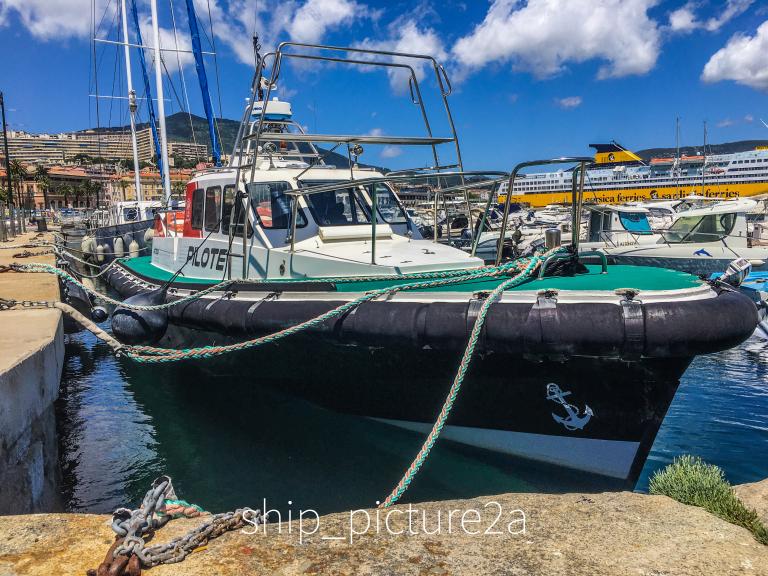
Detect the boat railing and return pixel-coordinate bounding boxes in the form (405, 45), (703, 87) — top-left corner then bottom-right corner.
(231, 41), (472, 260)
(474, 157), (593, 266)
(227, 170), (506, 279)
(283, 170), (509, 264)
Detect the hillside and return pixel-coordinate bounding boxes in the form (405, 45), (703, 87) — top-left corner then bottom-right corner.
(80, 112), (240, 153)
(635, 140), (768, 161)
(84, 112), (386, 170)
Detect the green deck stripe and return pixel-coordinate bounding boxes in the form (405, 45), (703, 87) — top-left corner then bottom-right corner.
(120, 256), (702, 293)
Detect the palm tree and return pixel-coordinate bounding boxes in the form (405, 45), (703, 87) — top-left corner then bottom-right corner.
(9, 160), (27, 212)
(72, 183), (84, 208)
(34, 165), (51, 211)
(58, 183), (71, 208)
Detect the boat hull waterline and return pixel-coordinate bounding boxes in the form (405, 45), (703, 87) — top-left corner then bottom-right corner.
(102, 260), (758, 485)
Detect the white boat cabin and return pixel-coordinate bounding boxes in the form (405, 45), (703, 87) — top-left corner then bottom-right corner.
(151, 164), (483, 281)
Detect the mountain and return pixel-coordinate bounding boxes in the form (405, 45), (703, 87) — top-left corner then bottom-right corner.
(80, 112), (240, 153)
(635, 140), (768, 161)
(84, 112), (387, 170)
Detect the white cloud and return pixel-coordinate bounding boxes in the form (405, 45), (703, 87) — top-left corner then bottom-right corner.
(355, 19), (448, 93)
(138, 17), (195, 69)
(704, 0), (753, 31)
(745, 114), (754, 122)
(668, 3), (699, 32)
(702, 20), (768, 91)
(0, 0), (107, 39)
(452, 0), (661, 80)
(555, 96), (582, 109)
(668, 0), (753, 34)
(288, 0), (361, 44)
(717, 118), (735, 127)
(196, 0), (368, 66)
(380, 145), (403, 158)
(368, 127), (384, 136)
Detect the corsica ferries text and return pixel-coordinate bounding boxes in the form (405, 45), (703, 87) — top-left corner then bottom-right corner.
(186, 246), (228, 271)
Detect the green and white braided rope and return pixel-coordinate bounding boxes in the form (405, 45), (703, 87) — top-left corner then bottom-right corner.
(379, 253), (545, 508)
(123, 255), (541, 363)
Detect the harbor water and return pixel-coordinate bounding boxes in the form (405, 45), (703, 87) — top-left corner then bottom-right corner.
(57, 326), (768, 515)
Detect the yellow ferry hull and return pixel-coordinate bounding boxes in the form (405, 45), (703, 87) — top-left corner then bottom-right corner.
(500, 182), (768, 208)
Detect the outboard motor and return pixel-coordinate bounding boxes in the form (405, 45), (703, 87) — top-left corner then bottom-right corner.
(720, 258), (752, 287)
(111, 288), (169, 345)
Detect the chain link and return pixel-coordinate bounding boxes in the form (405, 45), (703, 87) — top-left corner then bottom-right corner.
(93, 476), (265, 572)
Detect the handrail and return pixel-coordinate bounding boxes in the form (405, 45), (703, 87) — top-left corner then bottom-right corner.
(283, 171), (508, 254)
(489, 157), (593, 266)
(285, 171), (509, 197)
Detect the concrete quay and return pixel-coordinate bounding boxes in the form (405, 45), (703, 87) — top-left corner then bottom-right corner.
(0, 231), (64, 513)
(0, 480), (766, 575)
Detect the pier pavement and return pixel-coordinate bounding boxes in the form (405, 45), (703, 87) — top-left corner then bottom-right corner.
(0, 230), (64, 513)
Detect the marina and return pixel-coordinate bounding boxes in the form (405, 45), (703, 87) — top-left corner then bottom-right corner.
(1, 1), (768, 574)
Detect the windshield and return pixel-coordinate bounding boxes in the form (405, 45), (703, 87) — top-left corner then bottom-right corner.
(365, 182), (408, 224)
(301, 180), (371, 226)
(618, 211), (652, 233)
(663, 213), (736, 243)
(247, 181), (307, 229)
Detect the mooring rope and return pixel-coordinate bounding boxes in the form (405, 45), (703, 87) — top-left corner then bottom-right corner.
(123, 254), (545, 363)
(379, 254), (543, 508)
(8, 256), (530, 313)
(5, 247), (560, 522)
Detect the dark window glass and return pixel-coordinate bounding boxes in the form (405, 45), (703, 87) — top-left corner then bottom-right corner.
(221, 185), (253, 238)
(366, 182), (408, 224)
(302, 181), (371, 226)
(204, 186), (221, 231)
(247, 181), (306, 229)
(191, 189), (204, 230)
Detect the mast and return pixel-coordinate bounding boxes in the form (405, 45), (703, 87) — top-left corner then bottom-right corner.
(130, 0), (165, 197)
(149, 0), (172, 202)
(185, 0), (221, 166)
(120, 0), (143, 202)
(674, 116), (680, 188)
(0, 92), (15, 236)
(701, 120), (707, 195)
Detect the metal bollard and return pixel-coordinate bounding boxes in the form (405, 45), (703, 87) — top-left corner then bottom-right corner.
(0, 202), (7, 242)
(545, 227), (562, 250)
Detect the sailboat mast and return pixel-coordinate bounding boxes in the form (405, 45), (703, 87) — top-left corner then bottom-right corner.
(185, 0), (221, 167)
(120, 0), (143, 202)
(701, 120), (707, 195)
(674, 116), (680, 188)
(149, 0), (172, 202)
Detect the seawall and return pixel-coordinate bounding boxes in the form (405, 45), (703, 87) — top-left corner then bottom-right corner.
(0, 232), (65, 513)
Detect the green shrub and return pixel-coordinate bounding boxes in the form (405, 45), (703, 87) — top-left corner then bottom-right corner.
(649, 455), (768, 545)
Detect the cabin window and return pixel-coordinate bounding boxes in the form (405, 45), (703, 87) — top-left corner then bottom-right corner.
(190, 189), (204, 230)
(247, 181), (307, 229)
(618, 212), (652, 233)
(221, 185), (253, 237)
(302, 181), (371, 226)
(664, 213), (737, 243)
(366, 182), (408, 224)
(204, 186), (222, 231)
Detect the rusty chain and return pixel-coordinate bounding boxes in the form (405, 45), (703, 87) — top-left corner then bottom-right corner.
(89, 476), (265, 575)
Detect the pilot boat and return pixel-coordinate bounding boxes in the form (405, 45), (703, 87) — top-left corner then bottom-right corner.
(101, 42), (757, 485)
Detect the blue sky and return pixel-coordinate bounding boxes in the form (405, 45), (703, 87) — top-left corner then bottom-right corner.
(0, 0), (767, 169)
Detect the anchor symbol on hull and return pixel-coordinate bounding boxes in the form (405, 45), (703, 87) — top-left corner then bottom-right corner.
(546, 383), (594, 431)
